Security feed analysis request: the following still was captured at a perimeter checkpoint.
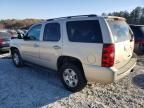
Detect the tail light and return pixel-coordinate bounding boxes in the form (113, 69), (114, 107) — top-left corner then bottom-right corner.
(102, 44), (115, 67)
(0, 39), (4, 45)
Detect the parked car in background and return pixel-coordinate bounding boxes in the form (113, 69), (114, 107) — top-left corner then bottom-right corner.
(0, 32), (11, 52)
(10, 15), (137, 92)
(130, 25), (144, 54)
(7, 30), (18, 38)
(20, 26), (31, 34)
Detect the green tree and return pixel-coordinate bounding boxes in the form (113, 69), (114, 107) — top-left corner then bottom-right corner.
(140, 8), (144, 24)
(130, 7), (143, 24)
(103, 6), (144, 25)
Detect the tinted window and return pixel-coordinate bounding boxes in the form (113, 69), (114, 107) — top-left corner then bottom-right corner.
(130, 26), (144, 40)
(107, 20), (132, 42)
(43, 23), (60, 41)
(66, 20), (103, 43)
(27, 24), (42, 41)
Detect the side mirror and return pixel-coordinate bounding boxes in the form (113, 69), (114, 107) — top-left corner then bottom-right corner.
(17, 33), (23, 39)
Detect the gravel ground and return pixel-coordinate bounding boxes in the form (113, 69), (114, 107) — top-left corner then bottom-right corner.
(0, 53), (144, 108)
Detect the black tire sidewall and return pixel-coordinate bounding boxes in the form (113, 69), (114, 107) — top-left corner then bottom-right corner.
(12, 49), (23, 67)
(60, 63), (86, 92)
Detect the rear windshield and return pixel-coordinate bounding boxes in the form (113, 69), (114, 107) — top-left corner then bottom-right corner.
(0, 32), (11, 38)
(107, 20), (132, 42)
(66, 20), (103, 43)
(130, 26), (144, 40)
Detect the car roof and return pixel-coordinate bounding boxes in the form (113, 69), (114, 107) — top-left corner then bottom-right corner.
(45, 15), (125, 22)
(33, 15), (126, 25)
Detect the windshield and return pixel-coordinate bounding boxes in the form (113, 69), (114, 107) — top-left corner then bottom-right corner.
(107, 20), (132, 42)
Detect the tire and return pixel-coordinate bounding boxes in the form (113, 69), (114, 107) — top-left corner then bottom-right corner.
(60, 63), (87, 92)
(12, 49), (23, 67)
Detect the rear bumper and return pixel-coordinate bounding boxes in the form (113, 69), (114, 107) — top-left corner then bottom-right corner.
(113, 54), (137, 82)
(83, 54), (137, 83)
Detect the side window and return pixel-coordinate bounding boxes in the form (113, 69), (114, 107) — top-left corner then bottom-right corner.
(66, 20), (103, 43)
(43, 23), (60, 41)
(27, 24), (42, 41)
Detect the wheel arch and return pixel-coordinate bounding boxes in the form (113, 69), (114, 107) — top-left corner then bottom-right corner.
(10, 47), (19, 54)
(57, 55), (87, 81)
(10, 47), (22, 58)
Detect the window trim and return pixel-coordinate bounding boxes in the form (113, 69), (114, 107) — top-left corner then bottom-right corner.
(43, 22), (61, 42)
(66, 20), (103, 43)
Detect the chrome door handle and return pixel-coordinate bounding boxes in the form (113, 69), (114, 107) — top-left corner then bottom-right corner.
(53, 45), (61, 49)
(34, 43), (39, 47)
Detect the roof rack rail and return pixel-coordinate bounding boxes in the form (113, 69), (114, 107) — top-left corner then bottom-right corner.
(67, 14), (97, 18)
(46, 14), (97, 21)
(47, 19), (54, 21)
(46, 17), (68, 21)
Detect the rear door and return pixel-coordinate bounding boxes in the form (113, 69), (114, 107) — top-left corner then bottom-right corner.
(107, 20), (134, 69)
(39, 22), (62, 70)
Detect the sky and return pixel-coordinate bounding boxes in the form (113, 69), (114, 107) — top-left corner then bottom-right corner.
(0, 0), (143, 19)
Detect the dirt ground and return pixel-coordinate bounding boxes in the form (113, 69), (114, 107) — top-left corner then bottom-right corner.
(0, 53), (144, 108)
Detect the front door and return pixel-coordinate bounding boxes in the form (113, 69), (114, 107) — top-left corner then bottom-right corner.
(21, 24), (42, 64)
